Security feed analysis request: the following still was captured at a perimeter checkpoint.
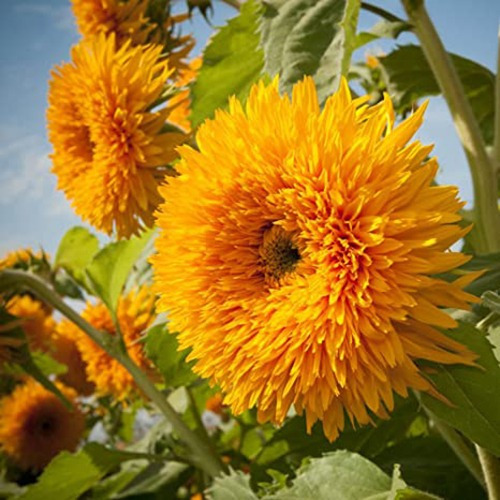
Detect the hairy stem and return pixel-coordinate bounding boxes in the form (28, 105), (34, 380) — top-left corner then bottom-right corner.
(0, 269), (225, 478)
(402, 0), (500, 254)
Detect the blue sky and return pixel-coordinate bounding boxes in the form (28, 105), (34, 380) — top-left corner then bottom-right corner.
(0, 0), (498, 256)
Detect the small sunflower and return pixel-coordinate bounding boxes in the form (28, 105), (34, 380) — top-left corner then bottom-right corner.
(72, 0), (194, 73)
(51, 326), (95, 396)
(0, 380), (85, 470)
(5, 295), (55, 352)
(47, 33), (185, 238)
(0, 247), (44, 271)
(64, 287), (155, 400)
(152, 77), (479, 441)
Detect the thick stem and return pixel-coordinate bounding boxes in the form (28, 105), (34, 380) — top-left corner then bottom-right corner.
(476, 445), (500, 500)
(402, 0), (500, 254)
(0, 269), (225, 478)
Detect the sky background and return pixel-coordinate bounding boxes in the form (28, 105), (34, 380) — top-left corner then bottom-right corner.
(0, 0), (498, 257)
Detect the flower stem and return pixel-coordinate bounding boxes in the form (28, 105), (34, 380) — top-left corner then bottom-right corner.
(402, 0), (500, 254)
(0, 269), (225, 478)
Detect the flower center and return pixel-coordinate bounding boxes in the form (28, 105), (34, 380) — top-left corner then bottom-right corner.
(259, 225), (301, 285)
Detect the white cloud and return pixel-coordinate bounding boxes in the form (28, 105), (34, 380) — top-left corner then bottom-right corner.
(14, 3), (75, 32)
(0, 133), (54, 204)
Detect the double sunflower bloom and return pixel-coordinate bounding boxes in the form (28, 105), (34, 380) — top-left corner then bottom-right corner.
(45, 2), (478, 442)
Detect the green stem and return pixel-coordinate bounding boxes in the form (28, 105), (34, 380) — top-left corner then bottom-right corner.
(0, 269), (225, 478)
(402, 0), (500, 254)
(476, 445), (500, 500)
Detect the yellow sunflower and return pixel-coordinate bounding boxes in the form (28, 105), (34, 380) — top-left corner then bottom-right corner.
(51, 326), (95, 396)
(0, 247), (43, 271)
(5, 295), (55, 352)
(72, 0), (194, 73)
(47, 33), (185, 238)
(64, 287), (155, 400)
(0, 380), (85, 470)
(152, 77), (479, 441)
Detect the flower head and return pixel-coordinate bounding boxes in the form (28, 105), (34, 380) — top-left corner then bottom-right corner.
(52, 326), (95, 396)
(5, 295), (55, 352)
(47, 33), (185, 238)
(0, 380), (84, 470)
(152, 77), (479, 440)
(72, 0), (194, 73)
(0, 248), (44, 271)
(64, 287), (156, 400)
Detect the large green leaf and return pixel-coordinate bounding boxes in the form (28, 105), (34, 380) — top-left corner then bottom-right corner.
(380, 45), (495, 144)
(85, 229), (153, 313)
(261, 0), (360, 104)
(144, 324), (197, 388)
(190, 0), (264, 128)
(420, 321), (500, 456)
(54, 227), (99, 285)
(210, 452), (438, 499)
(18, 443), (140, 500)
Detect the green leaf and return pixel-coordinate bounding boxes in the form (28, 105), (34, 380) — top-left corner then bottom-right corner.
(420, 321), (500, 456)
(18, 443), (139, 500)
(355, 19), (411, 48)
(55, 227), (99, 286)
(190, 0), (264, 128)
(144, 324), (197, 388)
(31, 351), (67, 376)
(380, 45), (495, 144)
(209, 470), (259, 500)
(85, 229), (153, 313)
(261, 0), (360, 104)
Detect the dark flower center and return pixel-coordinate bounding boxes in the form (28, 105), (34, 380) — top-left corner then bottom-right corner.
(259, 225), (301, 284)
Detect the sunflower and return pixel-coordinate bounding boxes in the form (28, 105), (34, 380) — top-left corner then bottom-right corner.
(0, 247), (43, 271)
(152, 77), (479, 441)
(0, 380), (85, 470)
(167, 57), (202, 133)
(51, 326), (95, 396)
(72, 0), (194, 73)
(5, 295), (55, 352)
(64, 287), (155, 400)
(47, 33), (185, 238)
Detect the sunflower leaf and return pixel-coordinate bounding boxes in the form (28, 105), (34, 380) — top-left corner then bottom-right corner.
(380, 45), (495, 144)
(260, 0), (360, 104)
(190, 0), (264, 128)
(144, 324), (197, 388)
(55, 226), (100, 287)
(18, 443), (140, 500)
(85, 229), (153, 313)
(420, 321), (500, 456)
